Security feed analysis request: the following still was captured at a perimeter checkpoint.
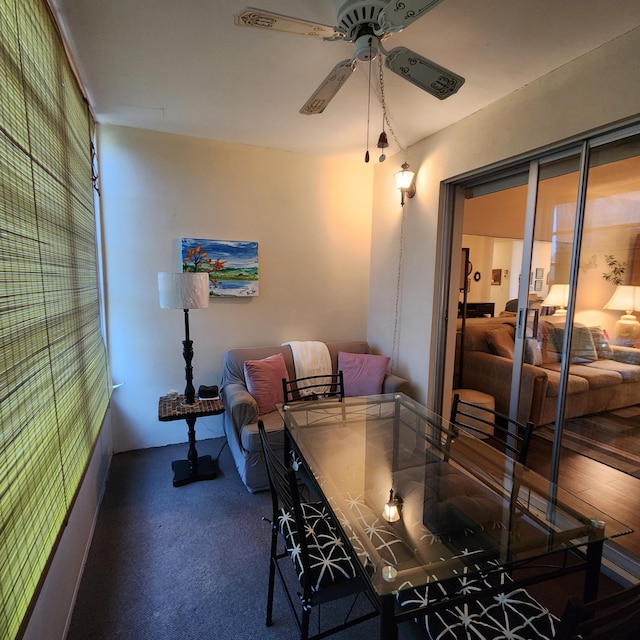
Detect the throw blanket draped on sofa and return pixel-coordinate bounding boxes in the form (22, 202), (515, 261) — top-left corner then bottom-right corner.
(282, 341), (332, 395)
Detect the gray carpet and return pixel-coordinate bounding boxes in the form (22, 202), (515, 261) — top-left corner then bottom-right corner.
(66, 437), (421, 640)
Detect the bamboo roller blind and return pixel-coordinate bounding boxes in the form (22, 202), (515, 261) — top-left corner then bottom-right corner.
(0, 0), (110, 637)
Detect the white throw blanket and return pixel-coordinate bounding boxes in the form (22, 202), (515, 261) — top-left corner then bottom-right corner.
(282, 340), (332, 396)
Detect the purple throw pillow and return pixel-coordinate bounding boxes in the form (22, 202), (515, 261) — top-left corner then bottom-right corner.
(338, 351), (390, 397)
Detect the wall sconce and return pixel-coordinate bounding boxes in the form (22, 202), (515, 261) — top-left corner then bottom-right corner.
(604, 285), (640, 344)
(541, 283), (569, 316)
(395, 162), (416, 206)
(382, 489), (402, 523)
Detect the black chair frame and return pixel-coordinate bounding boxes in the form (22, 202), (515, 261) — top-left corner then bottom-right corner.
(258, 420), (378, 640)
(282, 371), (344, 407)
(554, 580), (640, 640)
(450, 392), (534, 465)
(399, 564), (640, 640)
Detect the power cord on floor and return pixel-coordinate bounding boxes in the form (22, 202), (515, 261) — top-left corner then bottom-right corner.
(213, 438), (228, 464)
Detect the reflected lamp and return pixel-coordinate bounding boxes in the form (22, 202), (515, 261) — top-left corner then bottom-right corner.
(542, 284), (569, 316)
(382, 489), (401, 523)
(604, 285), (640, 343)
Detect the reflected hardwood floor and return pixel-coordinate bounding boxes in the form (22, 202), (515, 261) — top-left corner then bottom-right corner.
(527, 434), (640, 558)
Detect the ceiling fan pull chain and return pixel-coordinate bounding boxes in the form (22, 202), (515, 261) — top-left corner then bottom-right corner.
(364, 37), (374, 162)
(378, 55), (405, 159)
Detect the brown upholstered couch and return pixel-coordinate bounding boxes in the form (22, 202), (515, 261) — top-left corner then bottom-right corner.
(221, 340), (411, 492)
(458, 316), (640, 427)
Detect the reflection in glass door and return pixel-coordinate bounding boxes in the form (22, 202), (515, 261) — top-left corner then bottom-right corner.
(513, 154), (582, 433)
(561, 134), (640, 478)
(455, 168), (529, 420)
(447, 129), (640, 486)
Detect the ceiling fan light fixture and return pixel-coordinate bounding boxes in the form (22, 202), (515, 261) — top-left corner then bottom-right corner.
(354, 33), (379, 61)
(395, 162), (416, 205)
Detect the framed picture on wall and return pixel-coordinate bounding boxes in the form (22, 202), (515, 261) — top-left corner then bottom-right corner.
(534, 279), (543, 291)
(180, 237), (259, 297)
(535, 267), (544, 279)
(491, 268), (502, 286)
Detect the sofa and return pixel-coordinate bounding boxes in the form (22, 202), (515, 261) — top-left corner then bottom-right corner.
(221, 340), (411, 492)
(458, 316), (640, 427)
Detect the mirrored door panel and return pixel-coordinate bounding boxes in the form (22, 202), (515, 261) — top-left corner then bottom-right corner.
(450, 129), (640, 485)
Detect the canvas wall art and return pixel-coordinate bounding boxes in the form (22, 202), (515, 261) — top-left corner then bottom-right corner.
(181, 238), (259, 297)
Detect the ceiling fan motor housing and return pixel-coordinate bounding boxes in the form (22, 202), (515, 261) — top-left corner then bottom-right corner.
(334, 0), (387, 41)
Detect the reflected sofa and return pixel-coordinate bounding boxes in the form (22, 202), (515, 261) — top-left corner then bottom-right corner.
(458, 316), (640, 426)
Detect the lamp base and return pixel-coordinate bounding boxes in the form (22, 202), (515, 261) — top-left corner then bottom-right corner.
(614, 314), (640, 346)
(171, 455), (217, 487)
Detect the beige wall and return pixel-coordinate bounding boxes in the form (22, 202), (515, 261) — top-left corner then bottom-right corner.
(369, 26), (640, 405)
(98, 126), (374, 451)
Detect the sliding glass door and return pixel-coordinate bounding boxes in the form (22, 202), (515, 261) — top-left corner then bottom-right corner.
(444, 125), (640, 484)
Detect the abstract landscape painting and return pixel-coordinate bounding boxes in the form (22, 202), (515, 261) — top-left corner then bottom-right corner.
(181, 238), (259, 297)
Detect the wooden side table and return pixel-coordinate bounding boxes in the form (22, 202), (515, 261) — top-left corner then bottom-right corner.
(158, 394), (225, 487)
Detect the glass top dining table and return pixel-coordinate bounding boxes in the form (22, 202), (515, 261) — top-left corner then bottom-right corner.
(281, 393), (632, 639)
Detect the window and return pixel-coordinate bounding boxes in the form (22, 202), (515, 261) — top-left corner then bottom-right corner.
(0, 0), (110, 637)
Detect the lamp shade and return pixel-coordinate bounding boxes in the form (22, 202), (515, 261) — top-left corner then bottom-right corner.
(394, 163), (415, 190)
(604, 285), (640, 313)
(382, 489), (401, 523)
(158, 272), (210, 309)
(542, 284), (569, 308)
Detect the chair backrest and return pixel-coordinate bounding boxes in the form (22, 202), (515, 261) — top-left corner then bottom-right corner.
(282, 371), (345, 406)
(450, 393), (534, 465)
(554, 581), (640, 640)
(258, 419), (312, 580)
(258, 419), (297, 514)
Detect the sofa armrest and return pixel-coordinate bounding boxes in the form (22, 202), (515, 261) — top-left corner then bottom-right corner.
(611, 344), (640, 365)
(222, 382), (259, 431)
(382, 373), (411, 395)
(461, 351), (548, 425)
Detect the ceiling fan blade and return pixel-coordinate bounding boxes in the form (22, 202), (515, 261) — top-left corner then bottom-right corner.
(300, 60), (355, 115)
(234, 7), (336, 38)
(379, 0), (445, 32)
(385, 46), (464, 100)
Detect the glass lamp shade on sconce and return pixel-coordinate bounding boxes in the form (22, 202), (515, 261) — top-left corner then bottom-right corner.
(382, 489), (401, 523)
(605, 285), (640, 344)
(395, 162), (416, 206)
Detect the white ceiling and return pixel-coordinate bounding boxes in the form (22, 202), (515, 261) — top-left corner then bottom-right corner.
(50, 0), (640, 158)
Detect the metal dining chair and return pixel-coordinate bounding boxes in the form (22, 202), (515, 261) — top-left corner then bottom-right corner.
(400, 577), (640, 640)
(258, 419), (378, 640)
(554, 580), (640, 640)
(281, 371), (345, 406)
(449, 392), (534, 465)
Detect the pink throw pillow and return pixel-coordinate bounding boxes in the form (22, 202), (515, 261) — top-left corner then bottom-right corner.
(244, 353), (288, 415)
(338, 351), (390, 397)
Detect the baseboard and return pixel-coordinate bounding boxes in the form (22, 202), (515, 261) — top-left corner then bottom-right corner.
(603, 540), (640, 585)
(22, 409), (113, 640)
(62, 447), (112, 639)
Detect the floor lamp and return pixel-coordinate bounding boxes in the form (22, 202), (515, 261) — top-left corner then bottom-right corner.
(158, 272), (210, 404)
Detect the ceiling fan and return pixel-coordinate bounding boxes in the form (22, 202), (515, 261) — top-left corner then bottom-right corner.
(234, 0), (465, 115)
